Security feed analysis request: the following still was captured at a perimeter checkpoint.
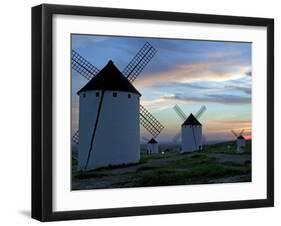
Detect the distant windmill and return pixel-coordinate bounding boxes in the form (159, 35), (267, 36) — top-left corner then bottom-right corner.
(231, 129), (246, 152)
(173, 105), (206, 153)
(72, 42), (164, 170)
(143, 136), (159, 155)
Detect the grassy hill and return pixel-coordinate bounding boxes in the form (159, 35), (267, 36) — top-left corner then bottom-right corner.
(72, 140), (251, 190)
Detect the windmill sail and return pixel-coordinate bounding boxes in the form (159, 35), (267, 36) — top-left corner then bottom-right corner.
(172, 104), (186, 142)
(231, 130), (238, 138)
(140, 105), (164, 138)
(173, 104), (187, 121)
(195, 105), (207, 119)
(72, 130), (79, 144)
(123, 42), (157, 83)
(72, 50), (100, 80)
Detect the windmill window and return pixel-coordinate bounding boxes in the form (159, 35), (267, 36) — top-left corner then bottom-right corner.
(113, 92), (117, 97)
(82, 93), (86, 98)
(96, 92), (99, 97)
(128, 94), (131, 98)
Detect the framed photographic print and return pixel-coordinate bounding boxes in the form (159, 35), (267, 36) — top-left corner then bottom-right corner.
(32, 4), (274, 221)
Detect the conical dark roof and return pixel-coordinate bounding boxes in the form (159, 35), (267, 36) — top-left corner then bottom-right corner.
(182, 113), (201, 126)
(77, 60), (141, 95)
(237, 135), (245, 140)
(148, 138), (158, 144)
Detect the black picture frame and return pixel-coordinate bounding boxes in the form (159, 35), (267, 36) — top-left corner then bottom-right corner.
(32, 4), (274, 222)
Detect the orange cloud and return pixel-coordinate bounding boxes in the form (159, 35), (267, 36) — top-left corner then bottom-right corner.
(204, 119), (251, 141)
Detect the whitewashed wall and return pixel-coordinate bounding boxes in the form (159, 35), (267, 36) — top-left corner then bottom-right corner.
(181, 125), (202, 152)
(147, 143), (159, 154)
(78, 90), (140, 169)
(237, 139), (246, 152)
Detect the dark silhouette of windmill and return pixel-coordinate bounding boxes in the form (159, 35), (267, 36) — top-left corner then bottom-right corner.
(231, 129), (246, 152)
(142, 136), (159, 155)
(173, 104), (206, 152)
(71, 42), (164, 169)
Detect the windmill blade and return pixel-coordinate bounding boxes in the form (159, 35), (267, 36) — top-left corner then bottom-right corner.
(231, 130), (238, 138)
(173, 105), (187, 121)
(240, 129), (245, 136)
(172, 131), (181, 143)
(195, 105), (207, 119)
(72, 130), (79, 144)
(139, 105), (164, 138)
(123, 42), (157, 83)
(72, 50), (100, 80)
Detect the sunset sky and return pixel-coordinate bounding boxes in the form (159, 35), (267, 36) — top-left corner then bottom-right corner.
(71, 34), (252, 143)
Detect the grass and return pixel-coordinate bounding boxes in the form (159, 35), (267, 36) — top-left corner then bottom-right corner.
(135, 163), (250, 187)
(72, 140), (252, 189)
(136, 165), (158, 172)
(204, 140), (251, 155)
(140, 151), (177, 161)
(72, 157), (78, 166)
(134, 152), (251, 187)
(74, 170), (108, 179)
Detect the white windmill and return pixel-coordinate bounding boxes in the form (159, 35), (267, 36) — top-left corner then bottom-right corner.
(173, 105), (207, 153)
(231, 129), (246, 153)
(143, 137), (159, 154)
(71, 42), (164, 170)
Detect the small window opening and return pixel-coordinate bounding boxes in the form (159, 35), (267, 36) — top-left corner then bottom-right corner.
(82, 93), (86, 98)
(128, 94), (131, 98)
(96, 92), (99, 97)
(113, 92), (117, 97)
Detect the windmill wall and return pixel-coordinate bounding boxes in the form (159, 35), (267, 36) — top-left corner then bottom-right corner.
(147, 143), (159, 154)
(78, 90), (140, 170)
(181, 125), (202, 152)
(237, 139), (246, 152)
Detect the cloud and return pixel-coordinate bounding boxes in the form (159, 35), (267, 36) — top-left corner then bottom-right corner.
(163, 93), (251, 105)
(204, 119), (252, 138)
(151, 81), (223, 91)
(134, 62), (251, 90)
(201, 50), (243, 61)
(225, 84), (251, 95)
(209, 119), (251, 125)
(141, 92), (251, 114)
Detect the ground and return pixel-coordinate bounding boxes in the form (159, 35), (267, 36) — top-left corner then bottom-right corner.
(71, 140), (251, 190)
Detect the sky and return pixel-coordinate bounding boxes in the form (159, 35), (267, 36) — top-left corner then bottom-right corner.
(71, 34), (252, 143)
